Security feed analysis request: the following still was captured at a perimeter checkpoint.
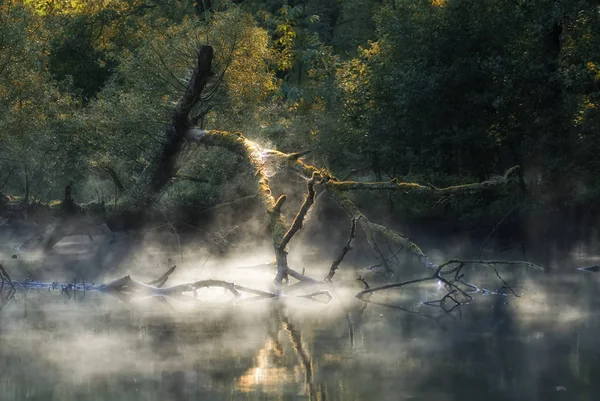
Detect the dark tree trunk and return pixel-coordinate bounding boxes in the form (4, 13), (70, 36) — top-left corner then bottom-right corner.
(132, 46), (214, 210)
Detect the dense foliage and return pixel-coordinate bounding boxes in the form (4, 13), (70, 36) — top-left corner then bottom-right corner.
(1, 0), (600, 222)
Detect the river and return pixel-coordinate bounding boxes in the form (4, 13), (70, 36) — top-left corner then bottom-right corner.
(0, 228), (599, 400)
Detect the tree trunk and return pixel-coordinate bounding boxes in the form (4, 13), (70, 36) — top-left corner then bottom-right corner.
(129, 45), (214, 211)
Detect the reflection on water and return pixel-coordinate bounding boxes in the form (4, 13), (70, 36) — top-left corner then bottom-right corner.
(2, 239), (600, 400)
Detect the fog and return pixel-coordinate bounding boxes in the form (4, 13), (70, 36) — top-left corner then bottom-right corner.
(1, 217), (600, 400)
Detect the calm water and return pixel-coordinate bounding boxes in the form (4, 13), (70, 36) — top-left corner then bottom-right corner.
(1, 232), (600, 401)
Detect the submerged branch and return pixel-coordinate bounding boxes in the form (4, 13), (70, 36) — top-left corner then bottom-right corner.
(355, 258), (542, 316)
(2, 264), (332, 306)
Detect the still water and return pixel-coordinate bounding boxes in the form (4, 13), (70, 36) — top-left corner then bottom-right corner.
(1, 233), (600, 401)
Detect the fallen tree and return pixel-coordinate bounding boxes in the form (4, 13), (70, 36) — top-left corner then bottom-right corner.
(185, 129), (530, 283)
(6, 45), (546, 318)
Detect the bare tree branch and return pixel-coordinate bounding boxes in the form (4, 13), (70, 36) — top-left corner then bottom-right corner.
(325, 217), (358, 282)
(278, 172), (317, 251)
(355, 258), (543, 317)
(478, 205), (518, 259)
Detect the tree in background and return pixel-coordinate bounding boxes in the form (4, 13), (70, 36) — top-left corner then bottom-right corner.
(1, 0), (600, 223)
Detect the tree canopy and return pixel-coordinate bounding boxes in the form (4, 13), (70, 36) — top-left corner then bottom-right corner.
(1, 0), (600, 223)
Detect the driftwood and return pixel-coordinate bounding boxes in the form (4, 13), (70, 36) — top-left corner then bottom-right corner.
(0, 250), (543, 323)
(185, 129), (544, 319)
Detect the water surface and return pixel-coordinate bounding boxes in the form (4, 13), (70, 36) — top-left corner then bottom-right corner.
(1, 233), (599, 401)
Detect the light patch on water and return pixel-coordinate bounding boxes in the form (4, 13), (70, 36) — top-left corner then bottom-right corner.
(236, 338), (298, 393)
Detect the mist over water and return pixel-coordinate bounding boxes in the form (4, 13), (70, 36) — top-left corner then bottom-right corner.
(1, 226), (600, 401)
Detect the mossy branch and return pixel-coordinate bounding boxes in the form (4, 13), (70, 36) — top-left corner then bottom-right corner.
(186, 130), (318, 285)
(324, 186), (437, 275)
(325, 166), (519, 194)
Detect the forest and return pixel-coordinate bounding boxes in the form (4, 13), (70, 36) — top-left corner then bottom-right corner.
(1, 0), (600, 400)
(1, 0), (600, 223)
